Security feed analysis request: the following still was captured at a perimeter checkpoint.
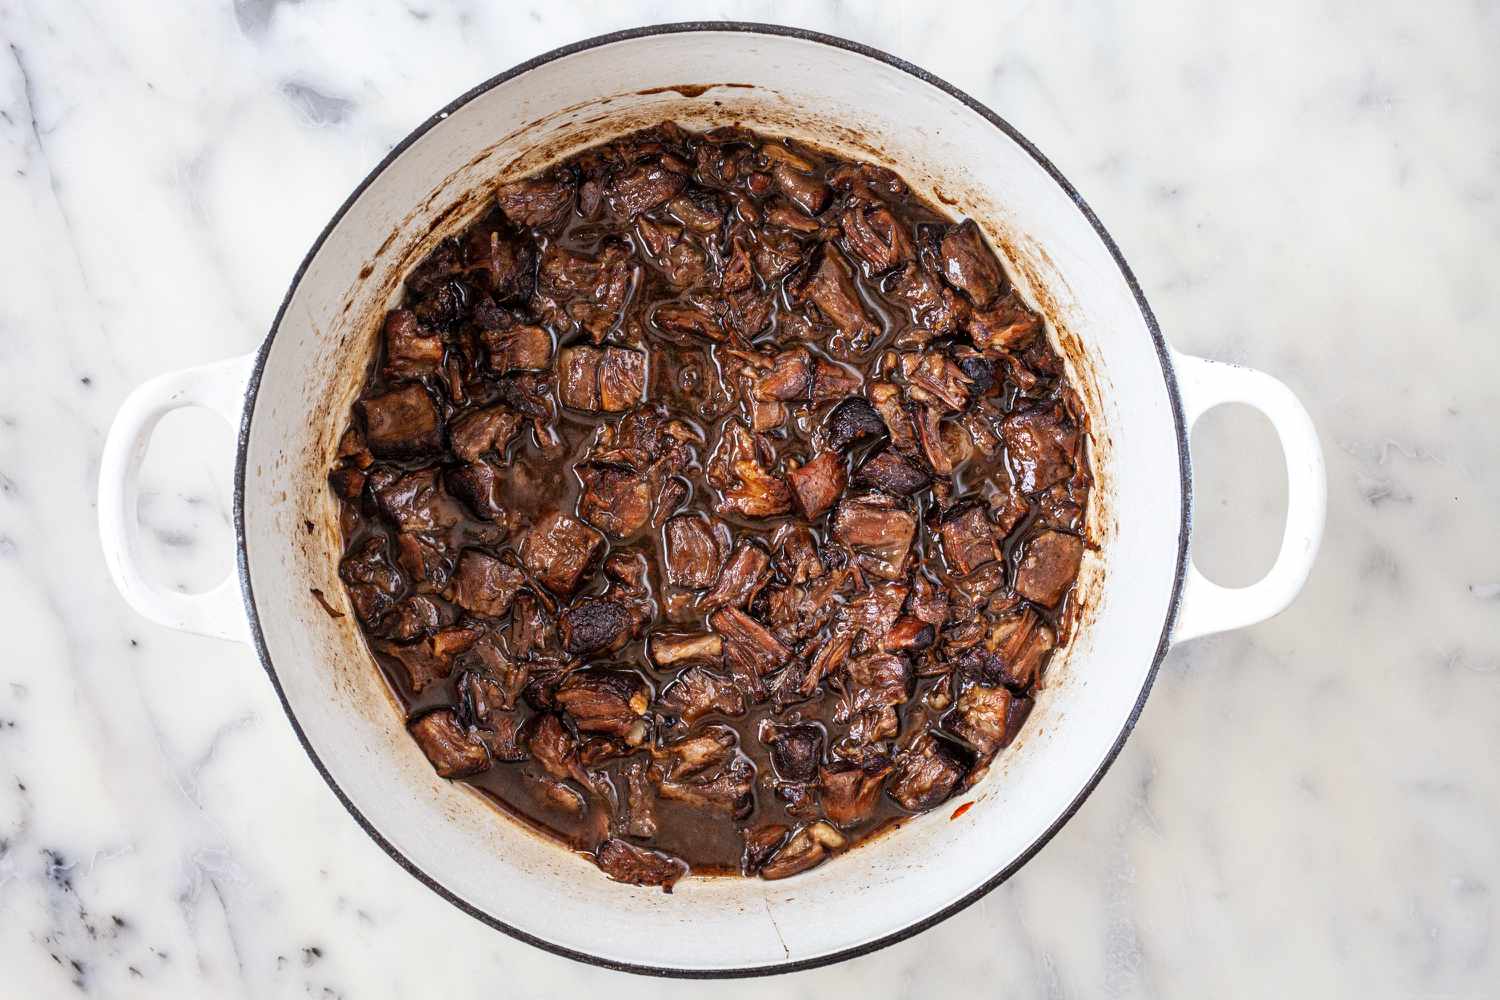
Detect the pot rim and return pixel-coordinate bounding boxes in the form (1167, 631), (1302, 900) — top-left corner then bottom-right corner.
(232, 20), (1191, 979)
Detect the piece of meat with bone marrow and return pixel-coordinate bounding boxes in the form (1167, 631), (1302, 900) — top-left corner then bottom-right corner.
(449, 405), (522, 463)
(495, 170), (576, 227)
(663, 515), (724, 590)
(832, 494), (917, 580)
(766, 723), (824, 783)
(555, 670), (650, 744)
(1014, 530), (1085, 607)
(887, 732), (968, 811)
(788, 451), (848, 520)
(707, 420), (792, 518)
(819, 759), (892, 827)
(594, 838), (687, 892)
(759, 821), (846, 880)
(824, 397), (888, 453)
(938, 503), (1003, 576)
(658, 663), (746, 724)
(852, 448), (930, 497)
(701, 540), (772, 611)
(359, 384), (443, 458)
(1002, 403), (1079, 494)
(447, 550), (525, 617)
(936, 219), (1005, 307)
(409, 710), (489, 778)
(558, 598), (638, 655)
(947, 682), (1013, 756)
(649, 632), (724, 669)
(519, 512), (603, 595)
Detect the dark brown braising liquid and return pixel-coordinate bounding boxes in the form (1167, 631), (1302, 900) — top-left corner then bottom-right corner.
(329, 122), (1090, 888)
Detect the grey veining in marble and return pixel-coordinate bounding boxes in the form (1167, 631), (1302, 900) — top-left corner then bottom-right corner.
(1, 0), (1496, 996)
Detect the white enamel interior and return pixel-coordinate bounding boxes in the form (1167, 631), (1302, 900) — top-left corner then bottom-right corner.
(240, 30), (1184, 972)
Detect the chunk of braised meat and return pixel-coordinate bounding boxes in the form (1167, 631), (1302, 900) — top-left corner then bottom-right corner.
(757, 143), (830, 215)
(1002, 403), (1079, 494)
(409, 710), (489, 778)
(751, 225), (805, 283)
(852, 448), (930, 497)
(701, 540), (772, 611)
(868, 380), (919, 451)
(395, 533), (453, 591)
(460, 219), (536, 305)
(790, 244), (879, 348)
(373, 632), (454, 691)
(594, 837), (688, 892)
(764, 571), (846, 649)
(447, 550), (525, 617)
(449, 405), (522, 463)
(372, 467), (463, 534)
(900, 352), (975, 413)
(479, 323), (553, 373)
(831, 494), (917, 579)
(526, 712), (579, 780)
(559, 599), (638, 655)
(883, 616), (936, 654)
(906, 573), (950, 627)
(637, 217), (709, 289)
(510, 591), (556, 659)
(663, 516), (724, 590)
(936, 219), (1004, 307)
(358, 384), (443, 458)
(839, 202), (913, 275)
(833, 652), (912, 745)
(938, 503), (1003, 575)
(742, 824), (792, 876)
(887, 732), (969, 811)
(460, 655), (527, 721)
(787, 451), (847, 521)
(711, 606), (792, 696)
(841, 581), (910, 654)
(534, 241), (635, 341)
(382, 309), (443, 378)
(824, 397), (888, 453)
(475, 711), (530, 762)
(889, 263), (969, 337)
(968, 288), (1042, 355)
(820, 759), (892, 827)
(605, 158), (688, 218)
(911, 404), (953, 477)
(577, 463), (653, 539)
(1015, 530), (1085, 607)
(496, 170), (576, 227)
(706, 420), (792, 518)
(653, 301), (723, 342)
(519, 512), (604, 595)
(947, 682), (1013, 756)
(558, 346), (645, 412)
(556, 670), (650, 744)
(339, 535), (403, 627)
(658, 664), (746, 725)
(977, 608), (1057, 690)
(772, 523), (827, 584)
(766, 723), (824, 783)
(651, 725), (754, 817)
(759, 821), (846, 880)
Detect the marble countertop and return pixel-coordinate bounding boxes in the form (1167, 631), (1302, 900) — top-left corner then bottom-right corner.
(2, 1), (1496, 996)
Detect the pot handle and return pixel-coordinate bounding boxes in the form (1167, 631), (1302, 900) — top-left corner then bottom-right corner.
(98, 353), (257, 643)
(1170, 351), (1326, 643)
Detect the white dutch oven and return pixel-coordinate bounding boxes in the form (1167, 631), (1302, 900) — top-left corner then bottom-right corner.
(97, 24), (1325, 976)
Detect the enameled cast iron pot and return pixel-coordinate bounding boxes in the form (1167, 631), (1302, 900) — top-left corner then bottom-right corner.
(97, 23), (1326, 977)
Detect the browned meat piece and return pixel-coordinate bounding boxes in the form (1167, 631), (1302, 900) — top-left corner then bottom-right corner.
(752, 225), (805, 282)
(764, 575), (843, 648)
(649, 633), (724, 668)
(636, 217), (708, 289)
(382, 309), (443, 378)
(526, 712), (579, 780)
(968, 289), (1042, 354)
(1002, 403), (1078, 494)
(711, 606), (792, 687)
(868, 382), (919, 453)
(519, 512), (604, 595)
(1014, 530), (1085, 607)
(819, 759), (892, 827)
(788, 451), (847, 521)
(329, 465), (367, 502)
(373, 632), (456, 690)
(759, 821), (846, 880)
(900, 352), (975, 413)
(825, 399), (887, 455)
(449, 405), (522, 463)
(937, 219), (1005, 307)
(358, 384), (443, 459)
(594, 838), (687, 892)
(480, 324), (553, 373)
(887, 733), (968, 811)
(653, 302), (723, 342)
(475, 711), (529, 762)
(663, 516), (724, 590)
(852, 448), (930, 497)
(606, 159), (687, 217)
(556, 670), (650, 744)
(832, 495), (916, 579)
(462, 218), (536, 303)
(833, 652), (912, 745)
(761, 145), (831, 215)
(841, 580), (910, 651)
(372, 467), (463, 533)
(906, 574), (950, 627)
(447, 550), (524, 617)
(577, 464), (652, 539)
(509, 592), (555, 659)
(767, 723), (823, 783)
(910, 405), (952, 477)
(772, 523), (827, 584)
(702, 540), (772, 611)
(985, 608), (1057, 690)
(742, 824), (791, 875)
(617, 758), (659, 839)
(889, 263), (969, 336)
(384, 594), (450, 642)
(599, 347), (646, 411)
(840, 203), (913, 275)
(535, 241), (635, 341)
(939, 504), (1002, 575)
(559, 599), (637, 655)
(444, 462), (506, 524)
(948, 682), (1013, 755)
(338, 535), (403, 627)
(707, 421), (792, 518)
(765, 198), (825, 234)
(754, 347), (812, 402)
(496, 171), (576, 227)
(791, 245), (878, 346)
(651, 725), (754, 816)
(409, 710), (489, 778)
(558, 346), (601, 410)
(658, 664), (745, 724)
(666, 189), (725, 233)
(811, 359), (863, 401)
(460, 656), (528, 721)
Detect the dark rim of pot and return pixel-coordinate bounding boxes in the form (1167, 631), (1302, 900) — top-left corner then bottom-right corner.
(232, 20), (1191, 980)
